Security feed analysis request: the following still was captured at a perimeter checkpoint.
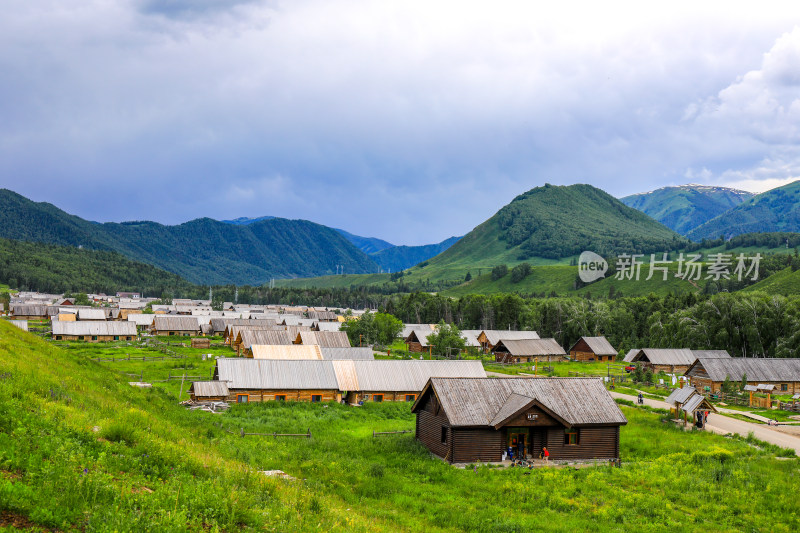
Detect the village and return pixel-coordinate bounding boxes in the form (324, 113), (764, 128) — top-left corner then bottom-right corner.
(5, 289), (800, 469)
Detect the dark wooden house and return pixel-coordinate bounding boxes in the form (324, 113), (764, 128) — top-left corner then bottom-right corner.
(477, 330), (540, 354)
(568, 336), (617, 362)
(686, 357), (800, 394)
(492, 338), (567, 363)
(412, 377), (627, 464)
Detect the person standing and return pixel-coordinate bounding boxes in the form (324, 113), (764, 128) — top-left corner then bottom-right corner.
(542, 447), (549, 463)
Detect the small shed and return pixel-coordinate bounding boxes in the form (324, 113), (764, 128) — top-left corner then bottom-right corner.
(188, 381), (230, 402)
(664, 387), (717, 427)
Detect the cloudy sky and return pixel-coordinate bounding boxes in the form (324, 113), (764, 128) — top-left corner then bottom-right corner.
(2, 1), (800, 244)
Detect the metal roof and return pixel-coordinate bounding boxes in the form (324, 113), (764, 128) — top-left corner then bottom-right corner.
(8, 320), (29, 332)
(489, 393), (536, 427)
(631, 348), (696, 366)
(215, 359), (340, 389)
(351, 360), (486, 392)
(460, 330), (482, 347)
(315, 322), (342, 332)
(691, 350), (731, 359)
(569, 336), (617, 355)
(319, 347), (375, 361)
(152, 316), (200, 332)
(689, 357), (800, 382)
(250, 344), (323, 360)
(743, 385), (759, 392)
(190, 381), (229, 397)
(495, 338), (566, 357)
(240, 330), (293, 349)
(757, 384), (776, 391)
(331, 360), (359, 390)
(623, 349), (638, 362)
(297, 331), (351, 348)
(417, 377), (627, 428)
(52, 321), (137, 336)
(480, 330), (540, 346)
(401, 324), (435, 338)
(10, 304), (48, 316)
(77, 308), (108, 321)
(406, 329), (433, 346)
(127, 314), (155, 326)
(664, 387), (695, 406)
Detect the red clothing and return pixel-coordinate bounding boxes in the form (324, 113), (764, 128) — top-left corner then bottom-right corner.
(543, 449), (550, 457)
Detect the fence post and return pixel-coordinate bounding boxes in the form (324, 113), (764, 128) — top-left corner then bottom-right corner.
(240, 428), (244, 438)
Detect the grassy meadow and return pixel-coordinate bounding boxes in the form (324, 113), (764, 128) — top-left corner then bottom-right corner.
(1, 323), (799, 531)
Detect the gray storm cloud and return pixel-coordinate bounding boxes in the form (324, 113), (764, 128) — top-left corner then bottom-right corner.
(1, 1), (800, 244)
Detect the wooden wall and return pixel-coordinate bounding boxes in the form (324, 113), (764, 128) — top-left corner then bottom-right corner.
(452, 428), (504, 463)
(52, 334), (133, 342)
(350, 391), (419, 403)
(542, 426), (620, 461)
(225, 389), (340, 403)
(415, 394), (452, 460)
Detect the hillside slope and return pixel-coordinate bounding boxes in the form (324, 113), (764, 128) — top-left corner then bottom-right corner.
(370, 236), (461, 272)
(688, 180), (800, 241)
(622, 185), (753, 235)
(422, 184), (683, 277)
(0, 189), (378, 285)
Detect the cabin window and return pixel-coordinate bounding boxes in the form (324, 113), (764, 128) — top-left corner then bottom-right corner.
(405, 394), (416, 402)
(311, 395), (322, 403)
(92, 336), (98, 341)
(275, 395), (286, 401)
(78, 336), (84, 340)
(114, 336), (119, 341)
(237, 394), (249, 403)
(440, 426), (448, 444)
(169, 332), (175, 336)
(565, 428), (579, 445)
(126, 337), (132, 341)
(56, 336), (62, 340)
(781, 384), (788, 391)
(373, 395), (383, 403)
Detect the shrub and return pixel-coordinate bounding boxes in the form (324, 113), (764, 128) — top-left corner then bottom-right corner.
(510, 263), (532, 283)
(491, 265), (509, 281)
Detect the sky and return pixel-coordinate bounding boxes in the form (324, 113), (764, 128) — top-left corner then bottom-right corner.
(2, 1), (800, 245)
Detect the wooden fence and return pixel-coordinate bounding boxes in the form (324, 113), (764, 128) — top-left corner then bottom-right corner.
(372, 430), (412, 437)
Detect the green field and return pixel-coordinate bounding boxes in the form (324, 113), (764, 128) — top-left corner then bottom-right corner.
(2, 324), (799, 531)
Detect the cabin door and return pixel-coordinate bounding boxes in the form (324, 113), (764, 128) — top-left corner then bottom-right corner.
(530, 429), (545, 459)
(507, 428), (530, 458)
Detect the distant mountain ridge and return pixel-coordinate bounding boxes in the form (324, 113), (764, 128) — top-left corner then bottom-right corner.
(0, 189), (378, 285)
(621, 184), (754, 235)
(371, 236), (461, 273)
(687, 180), (800, 240)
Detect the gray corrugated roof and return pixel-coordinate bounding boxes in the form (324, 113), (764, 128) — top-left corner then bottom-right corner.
(152, 316), (200, 332)
(352, 360), (486, 392)
(319, 347), (375, 361)
(495, 338), (566, 356)
(631, 348), (696, 366)
(240, 330), (293, 349)
(420, 377), (627, 428)
(664, 387), (695, 406)
(77, 308), (107, 321)
(460, 330), (482, 347)
(570, 336), (617, 355)
(127, 314), (155, 326)
(216, 359), (340, 389)
(489, 393), (535, 427)
(298, 331), (351, 348)
(315, 322), (343, 332)
(52, 321), (137, 336)
(691, 350), (731, 359)
(481, 330), (540, 346)
(623, 349), (638, 362)
(191, 381), (229, 397)
(691, 357), (800, 382)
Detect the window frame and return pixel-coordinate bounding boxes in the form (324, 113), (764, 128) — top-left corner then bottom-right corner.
(373, 394), (384, 403)
(311, 395), (322, 403)
(405, 394), (416, 402)
(440, 426), (448, 444)
(275, 395), (286, 401)
(236, 394), (249, 403)
(565, 428), (579, 445)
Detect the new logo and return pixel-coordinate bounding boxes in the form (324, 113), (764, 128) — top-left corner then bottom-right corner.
(578, 251), (607, 283)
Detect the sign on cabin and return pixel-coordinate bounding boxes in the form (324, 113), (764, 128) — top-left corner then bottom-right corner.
(526, 413), (538, 421)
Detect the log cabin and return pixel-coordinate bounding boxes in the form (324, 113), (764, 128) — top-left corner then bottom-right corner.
(686, 357), (800, 394)
(10, 304), (49, 321)
(203, 359), (486, 404)
(405, 329), (432, 353)
(237, 330), (293, 356)
(568, 336), (617, 362)
(188, 381), (230, 402)
(626, 348), (730, 374)
(151, 316), (201, 336)
(412, 377), (627, 464)
(492, 338), (567, 363)
(477, 330), (540, 354)
(52, 321), (137, 342)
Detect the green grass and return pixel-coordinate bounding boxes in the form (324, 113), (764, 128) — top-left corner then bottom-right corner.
(485, 360), (628, 378)
(2, 323), (799, 531)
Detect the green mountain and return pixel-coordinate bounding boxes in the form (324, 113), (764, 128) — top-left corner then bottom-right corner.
(0, 189), (379, 285)
(687, 180), (800, 241)
(425, 183), (684, 273)
(621, 184), (753, 235)
(370, 236), (460, 272)
(0, 237), (194, 296)
(334, 228), (395, 254)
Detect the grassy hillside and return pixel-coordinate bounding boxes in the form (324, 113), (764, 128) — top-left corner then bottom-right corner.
(0, 237), (194, 296)
(621, 185), (753, 235)
(688, 180), (800, 240)
(0, 189), (378, 285)
(4, 325), (798, 531)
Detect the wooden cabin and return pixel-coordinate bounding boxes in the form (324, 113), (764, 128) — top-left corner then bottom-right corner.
(477, 330), (540, 354)
(686, 357), (800, 394)
(493, 338), (567, 363)
(626, 348), (731, 374)
(10, 304), (49, 320)
(151, 316), (201, 336)
(207, 359), (486, 404)
(52, 321), (137, 342)
(76, 308), (108, 321)
(412, 377), (627, 464)
(568, 336), (617, 362)
(404, 329), (432, 353)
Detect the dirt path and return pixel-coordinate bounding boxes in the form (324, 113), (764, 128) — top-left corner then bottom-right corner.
(610, 391), (800, 454)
